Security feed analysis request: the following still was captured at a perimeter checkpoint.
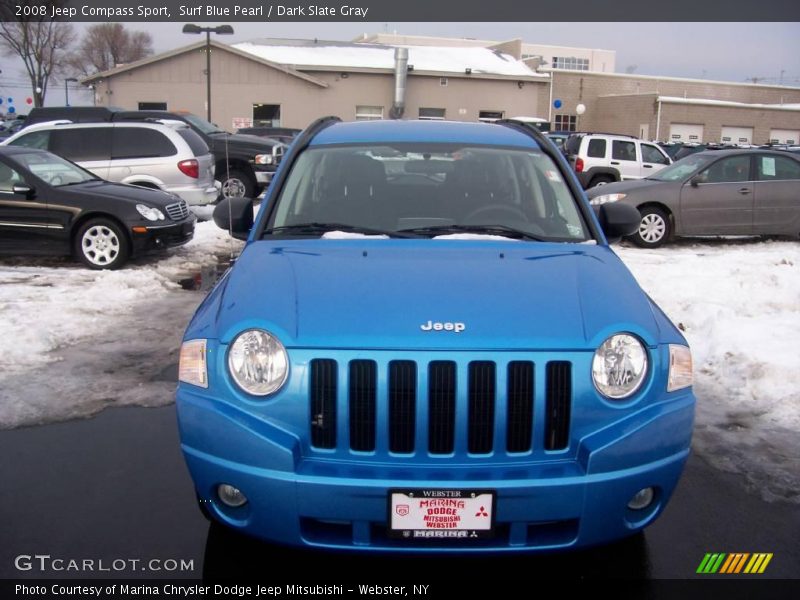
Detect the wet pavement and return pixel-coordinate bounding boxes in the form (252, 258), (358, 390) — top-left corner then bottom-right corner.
(1, 405), (798, 582)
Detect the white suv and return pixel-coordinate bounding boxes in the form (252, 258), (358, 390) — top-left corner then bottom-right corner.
(565, 133), (672, 189)
(2, 120), (218, 205)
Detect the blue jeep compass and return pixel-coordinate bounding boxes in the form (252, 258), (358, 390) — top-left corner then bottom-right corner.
(177, 118), (695, 551)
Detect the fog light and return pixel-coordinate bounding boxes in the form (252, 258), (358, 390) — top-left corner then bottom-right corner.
(627, 487), (655, 510)
(217, 484), (248, 507)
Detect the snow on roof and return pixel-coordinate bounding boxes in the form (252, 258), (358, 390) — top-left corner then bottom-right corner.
(233, 41), (547, 79)
(658, 96), (800, 111)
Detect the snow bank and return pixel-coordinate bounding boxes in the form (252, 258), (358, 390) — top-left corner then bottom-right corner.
(0, 220), (242, 379)
(617, 240), (800, 501)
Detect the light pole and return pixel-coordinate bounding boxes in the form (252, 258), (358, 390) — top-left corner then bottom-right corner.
(182, 24), (234, 123)
(64, 77), (77, 106)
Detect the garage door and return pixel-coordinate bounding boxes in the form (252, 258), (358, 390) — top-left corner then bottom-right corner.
(769, 129), (800, 144)
(721, 126), (754, 145)
(669, 123), (704, 143)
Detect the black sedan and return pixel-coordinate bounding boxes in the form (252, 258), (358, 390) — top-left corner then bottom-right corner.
(0, 146), (196, 269)
(586, 149), (800, 247)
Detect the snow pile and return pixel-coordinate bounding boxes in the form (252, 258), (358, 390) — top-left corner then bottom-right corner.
(0, 220), (241, 378)
(617, 240), (800, 501)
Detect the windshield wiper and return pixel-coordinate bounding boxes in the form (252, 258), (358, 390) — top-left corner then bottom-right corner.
(398, 224), (547, 241)
(263, 222), (418, 239)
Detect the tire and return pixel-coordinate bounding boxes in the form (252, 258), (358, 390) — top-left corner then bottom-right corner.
(73, 218), (130, 270)
(589, 175), (614, 187)
(630, 206), (671, 248)
(218, 168), (256, 200)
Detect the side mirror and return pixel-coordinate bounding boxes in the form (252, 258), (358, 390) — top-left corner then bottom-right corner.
(690, 174), (704, 187)
(593, 202), (640, 243)
(12, 183), (35, 199)
(213, 197), (253, 241)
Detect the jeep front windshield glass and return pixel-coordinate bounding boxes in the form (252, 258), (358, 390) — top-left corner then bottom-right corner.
(267, 144), (590, 242)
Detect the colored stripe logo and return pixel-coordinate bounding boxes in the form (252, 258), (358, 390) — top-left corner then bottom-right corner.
(697, 553), (773, 574)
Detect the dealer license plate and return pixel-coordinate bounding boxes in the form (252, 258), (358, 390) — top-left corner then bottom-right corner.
(389, 489), (495, 539)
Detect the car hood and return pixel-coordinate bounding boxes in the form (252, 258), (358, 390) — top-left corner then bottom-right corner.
(67, 180), (181, 208)
(586, 178), (670, 198)
(200, 240), (663, 351)
(208, 132), (281, 151)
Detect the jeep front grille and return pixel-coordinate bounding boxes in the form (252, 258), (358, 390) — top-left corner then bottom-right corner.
(308, 358), (572, 456)
(165, 200), (189, 220)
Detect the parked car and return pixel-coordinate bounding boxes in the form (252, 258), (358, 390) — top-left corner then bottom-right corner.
(546, 131), (571, 153)
(0, 118), (26, 140)
(25, 107), (288, 199)
(236, 126), (301, 145)
(3, 120), (218, 206)
(565, 132), (672, 189)
(176, 118), (695, 552)
(587, 149), (800, 247)
(0, 146), (195, 269)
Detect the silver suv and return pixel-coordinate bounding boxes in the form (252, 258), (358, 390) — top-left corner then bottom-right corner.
(2, 120), (218, 205)
(565, 133), (672, 189)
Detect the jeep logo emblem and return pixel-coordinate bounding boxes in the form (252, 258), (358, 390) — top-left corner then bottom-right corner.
(420, 320), (466, 333)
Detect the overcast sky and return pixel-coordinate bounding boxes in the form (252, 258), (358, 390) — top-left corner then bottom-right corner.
(1, 22), (799, 109)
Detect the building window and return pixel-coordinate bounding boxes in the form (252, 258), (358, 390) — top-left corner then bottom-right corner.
(554, 114), (577, 132)
(138, 101), (167, 110)
(418, 107), (446, 121)
(439, 77), (448, 87)
(552, 56), (589, 71)
(355, 105), (383, 121)
(253, 103), (281, 127)
(478, 110), (504, 123)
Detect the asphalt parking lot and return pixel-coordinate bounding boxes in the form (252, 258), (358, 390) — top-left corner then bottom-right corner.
(1, 402), (798, 583)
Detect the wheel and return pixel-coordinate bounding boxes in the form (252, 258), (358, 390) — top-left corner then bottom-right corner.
(73, 218), (129, 270)
(463, 204), (528, 224)
(630, 206), (671, 248)
(218, 169), (256, 199)
(589, 175), (614, 187)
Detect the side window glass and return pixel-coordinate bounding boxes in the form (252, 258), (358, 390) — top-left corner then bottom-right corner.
(758, 155), (800, 181)
(612, 140), (636, 162)
(641, 144), (669, 165)
(587, 138), (606, 158)
(700, 156), (751, 183)
(8, 130), (50, 150)
(50, 129), (112, 162)
(0, 162), (23, 192)
(112, 128), (177, 159)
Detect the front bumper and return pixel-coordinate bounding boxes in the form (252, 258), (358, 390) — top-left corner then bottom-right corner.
(130, 216), (195, 253)
(254, 166), (276, 186)
(177, 383), (694, 552)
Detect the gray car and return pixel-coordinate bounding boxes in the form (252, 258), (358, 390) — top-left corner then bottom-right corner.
(586, 149), (800, 247)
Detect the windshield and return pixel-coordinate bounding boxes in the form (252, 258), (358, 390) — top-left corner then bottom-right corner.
(182, 113), (226, 135)
(267, 143), (590, 242)
(648, 154), (713, 181)
(11, 151), (99, 186)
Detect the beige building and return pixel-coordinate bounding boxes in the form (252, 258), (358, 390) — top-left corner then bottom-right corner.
(81, 35), (800, 146)
(82, 39), (549, 132)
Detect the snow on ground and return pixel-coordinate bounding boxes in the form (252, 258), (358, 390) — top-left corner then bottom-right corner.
(0, 231), (798, 501)
(617, 239), (800, 501)
(0, 219), (242, 380)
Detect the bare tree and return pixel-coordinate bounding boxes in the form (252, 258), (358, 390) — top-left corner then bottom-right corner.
(68, 23), (153, 77)
(0, 20), (75, 107)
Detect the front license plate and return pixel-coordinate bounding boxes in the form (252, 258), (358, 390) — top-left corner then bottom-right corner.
(388, 489), (495, 539)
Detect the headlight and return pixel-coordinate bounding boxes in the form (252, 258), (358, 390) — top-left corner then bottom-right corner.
(254, 154), (274, 165)
(592, 334), (648, 399)
(228, 329), (288, 396)
(589, 193), (627, 206)
(179, 339), (208, 388)
(136, 204), (165, 221)
(667, 344), (693, 391)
